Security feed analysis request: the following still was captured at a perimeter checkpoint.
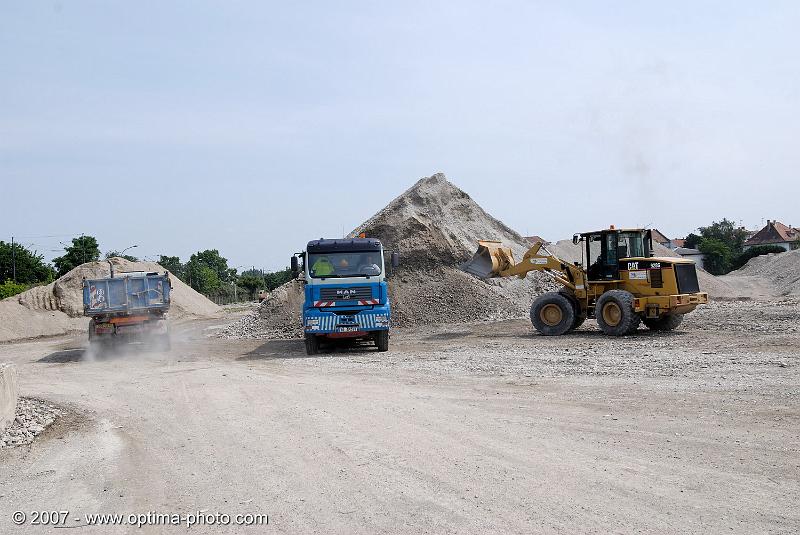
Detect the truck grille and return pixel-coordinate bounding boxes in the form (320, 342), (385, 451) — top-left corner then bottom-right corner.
(675, 264), (700, 294)
(319, 286), (373, 301)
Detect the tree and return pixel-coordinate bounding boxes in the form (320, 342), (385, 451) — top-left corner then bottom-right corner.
(187, 250), (233, 283)
(698, 238), (733, 275)
(238, 274), (264, 300)
(683, 233), (702, 250)
(158, 256), (184, 280)
(105, 251), (139, 262)
(0, 241), (55, 284)
(697, 219), (749, 254)
(264, 268), (293, 290)
(186, 263), (221, 294)
(0, 280), (29, 299)
(52, 235), (101, 277)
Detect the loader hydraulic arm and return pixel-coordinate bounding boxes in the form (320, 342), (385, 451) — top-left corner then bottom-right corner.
(464, 240), (587, 297)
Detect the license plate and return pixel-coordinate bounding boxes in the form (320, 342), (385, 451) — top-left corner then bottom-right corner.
(338, 326), (360, 332)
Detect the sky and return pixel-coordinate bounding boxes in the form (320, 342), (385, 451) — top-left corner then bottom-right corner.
(1, 1), (798, 271)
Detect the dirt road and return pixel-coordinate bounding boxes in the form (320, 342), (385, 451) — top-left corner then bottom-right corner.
(0, 301), (798, 534)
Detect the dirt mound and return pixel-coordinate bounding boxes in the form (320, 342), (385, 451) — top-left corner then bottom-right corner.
(0, 258), (220, 342)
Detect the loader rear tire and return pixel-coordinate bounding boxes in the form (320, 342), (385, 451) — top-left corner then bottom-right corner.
(530, 292), (575, 336)
(305, 334), (320, 355)
(596, 290), (641, 336)
(644, 314), (683, 331)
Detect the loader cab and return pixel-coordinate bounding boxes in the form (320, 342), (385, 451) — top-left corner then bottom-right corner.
(582, 228), (653, 281)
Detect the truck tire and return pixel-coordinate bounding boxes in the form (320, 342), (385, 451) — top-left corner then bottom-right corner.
(644, 314), (683, 331)
(558, 290), (586, 331)
(305, 334), (319, 355)
(596, 290), (641, 336)
(375, 330), (389, 352)
(530, 292), (576, 336)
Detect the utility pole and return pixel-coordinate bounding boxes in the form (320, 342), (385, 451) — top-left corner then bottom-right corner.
(11, 236), (16, 282)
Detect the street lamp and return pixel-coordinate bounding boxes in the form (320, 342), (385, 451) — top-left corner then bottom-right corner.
(121, 244), (138, 257)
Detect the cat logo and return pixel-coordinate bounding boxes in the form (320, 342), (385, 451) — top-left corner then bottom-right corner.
(627, 262), (639, 271)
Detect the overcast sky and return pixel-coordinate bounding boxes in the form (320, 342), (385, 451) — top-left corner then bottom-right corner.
(2, 1), (798, 271)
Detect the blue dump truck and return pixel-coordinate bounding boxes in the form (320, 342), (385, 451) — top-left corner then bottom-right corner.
(291, 238), (399, 355)
(82, 265), (172, 351)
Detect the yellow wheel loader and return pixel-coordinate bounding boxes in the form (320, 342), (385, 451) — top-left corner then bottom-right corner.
(463, 228), (708, 336)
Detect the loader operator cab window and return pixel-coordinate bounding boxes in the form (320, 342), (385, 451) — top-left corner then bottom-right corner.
(587, 234), (604, 280)
(586, 231), (621, 281)
(617, 232), (645, 259)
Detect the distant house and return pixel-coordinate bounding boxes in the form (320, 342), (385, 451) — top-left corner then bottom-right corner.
(672, 238), (686, 249)
(743, 220), (799, 251)
(650, 229), (673, 248)
(674, 247), (706, 270)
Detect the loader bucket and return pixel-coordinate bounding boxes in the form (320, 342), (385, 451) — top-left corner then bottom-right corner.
(461, 240), (515, 278)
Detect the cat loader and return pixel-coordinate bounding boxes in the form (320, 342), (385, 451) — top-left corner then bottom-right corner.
(463, 228), (708, 336)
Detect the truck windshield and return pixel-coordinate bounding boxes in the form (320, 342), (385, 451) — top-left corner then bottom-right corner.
(308, 252), (382, 278)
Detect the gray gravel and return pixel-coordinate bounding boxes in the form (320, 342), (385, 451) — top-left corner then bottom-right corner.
(0, 397), (63, 448)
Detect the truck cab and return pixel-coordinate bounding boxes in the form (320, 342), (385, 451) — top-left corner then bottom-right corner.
(292, 238), (398, 355)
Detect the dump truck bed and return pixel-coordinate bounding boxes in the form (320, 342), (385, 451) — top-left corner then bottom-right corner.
(83, 272), (171, 316)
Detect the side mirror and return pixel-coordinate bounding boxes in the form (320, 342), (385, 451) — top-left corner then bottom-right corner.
(290, 256), (299, 277)
(572, 234), (580, 245)
(391, 252), (400, 269)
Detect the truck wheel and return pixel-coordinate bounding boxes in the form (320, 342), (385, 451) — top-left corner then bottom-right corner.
(644, 314), (683, 331)
(375, 330), (389, 352)
(530, 292), (575, 336)
(305, 334), (319, 355)
(596, 290), (641, 336)
(558, 290), (585, 331)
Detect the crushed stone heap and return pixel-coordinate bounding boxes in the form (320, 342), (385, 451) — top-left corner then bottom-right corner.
(221, 173), (556, 339)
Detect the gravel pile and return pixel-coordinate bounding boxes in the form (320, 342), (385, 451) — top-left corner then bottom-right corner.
(730, 249), (800, 297)
(219, 279), (305, 339)
(221, 173), (557, 339)
(0, 397), (63, 448)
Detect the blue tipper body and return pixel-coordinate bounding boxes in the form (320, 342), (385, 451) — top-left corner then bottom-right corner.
(83, 273), (171, 315)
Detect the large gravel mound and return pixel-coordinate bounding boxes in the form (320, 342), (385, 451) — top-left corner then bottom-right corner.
(221, 173), (556, 339)
(0, 258), (220, 342)
(350, 173), (555, 326)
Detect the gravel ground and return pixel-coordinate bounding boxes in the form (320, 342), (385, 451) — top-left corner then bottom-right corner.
(0, 398), (63, 448)
(0, 300), (797, 534)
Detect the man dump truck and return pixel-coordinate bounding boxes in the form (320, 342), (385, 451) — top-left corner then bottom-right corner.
(291, 237), (399, 355)
(83, 264), (172, 351)
(463, 227), (708, 336)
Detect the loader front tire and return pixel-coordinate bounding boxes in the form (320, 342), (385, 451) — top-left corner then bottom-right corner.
(558, 290), (586, 331)
(305, 334), (320, 355)
(644, 314), (683, 331)
(596, 290), (641, 336)
(530, 292), (575, 336)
